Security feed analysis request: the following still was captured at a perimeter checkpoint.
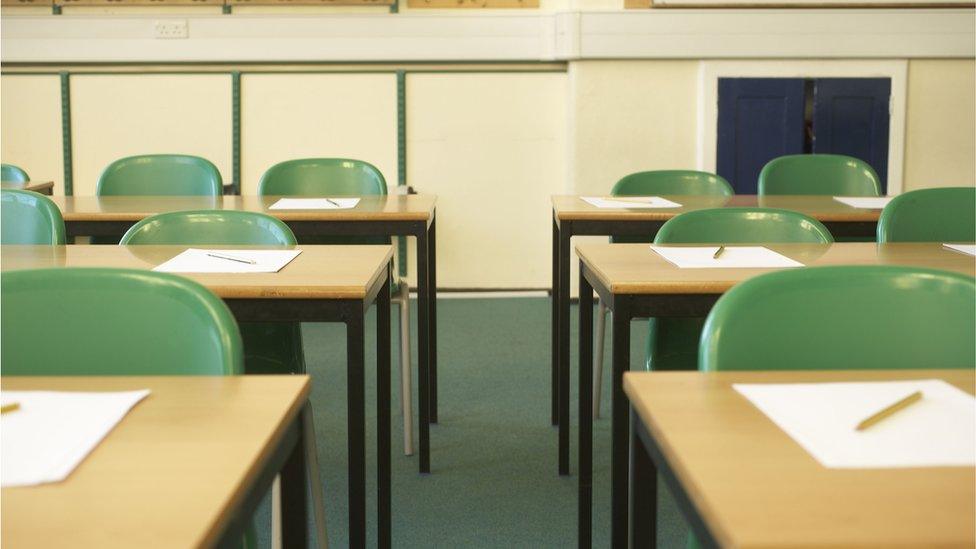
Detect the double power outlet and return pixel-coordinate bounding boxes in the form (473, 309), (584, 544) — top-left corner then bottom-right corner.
(153, 20), (189, 39)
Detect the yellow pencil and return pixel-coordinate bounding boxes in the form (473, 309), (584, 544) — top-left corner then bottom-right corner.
(855, 391), (923, 431)
(1, 402), (20, 414)
(713, 246), (725, 259)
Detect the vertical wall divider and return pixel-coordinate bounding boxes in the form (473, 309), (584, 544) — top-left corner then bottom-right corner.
(396, 69), (408, 278)
(232, 70), (242, 194)
(59, 71), (73, 196)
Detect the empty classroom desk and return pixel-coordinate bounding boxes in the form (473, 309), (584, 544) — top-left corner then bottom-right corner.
(574, 242), (976, 547)
(1, 244), (392, 549)
(624, 370), (975, 548)
(47, 193), (440, 474)
(1, 375), (322, 548)
(550, 194), (884, 475)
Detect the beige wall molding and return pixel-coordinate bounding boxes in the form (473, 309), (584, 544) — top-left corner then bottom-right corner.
(2, 9), (973, 63)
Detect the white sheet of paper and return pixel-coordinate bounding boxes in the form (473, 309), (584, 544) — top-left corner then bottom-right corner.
(649, 245), (804, 269)
(943, 243), (976, 257)
(581, 196), (682, 209)
(833, 196), (893, 209)
(734, 380), (976, 468)
(153, 248), (302, 274)
(268, 198), (360, 210)
(1, 390), (150, 487)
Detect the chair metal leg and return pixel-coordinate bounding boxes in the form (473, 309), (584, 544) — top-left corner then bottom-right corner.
(272, 476), (281, 549)
(594, 298), (607, 420)
(398, 284), (415, 456)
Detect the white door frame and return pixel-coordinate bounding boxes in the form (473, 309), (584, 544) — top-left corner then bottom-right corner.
(697, 59), (908, 194)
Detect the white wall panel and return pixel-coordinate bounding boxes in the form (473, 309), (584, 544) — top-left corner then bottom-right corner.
(70, 74), (232, 195)
(408, 72), (567, 288)
(1, 75), (65, 194)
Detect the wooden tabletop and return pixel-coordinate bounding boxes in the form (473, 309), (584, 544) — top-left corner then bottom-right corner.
(1, 375), (311, 549)
(48, 194), (437, 222)
(552, 195), (883, 222)
(624, 370), (976, 548)
(576, 242), (976, 295)
(1, 181), (55, 194)
(0, 244), (392, 299)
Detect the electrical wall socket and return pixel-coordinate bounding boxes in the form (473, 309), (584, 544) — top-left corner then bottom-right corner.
(154, 20), (188, 39)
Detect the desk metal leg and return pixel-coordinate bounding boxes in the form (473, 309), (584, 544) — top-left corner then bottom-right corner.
(302, 404), (329, 549)
(551, 217), (559, 426)
(347, 312), (367, 548)
(558, 223), (571, 476)
(630, 409), (656, 548)
(611, 305), (631, 548)
(377, 267), (392, 548)
(281, 409), (310, 549)
(428, 216), (438, 424)
(578, 266), (593, 549)
(416, 228), (431, 474)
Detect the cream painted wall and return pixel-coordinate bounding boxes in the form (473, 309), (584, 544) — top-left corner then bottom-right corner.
(408, 72), (567, 288)
(566, 59), (699, 295)
(240, 73), (397, 194)
(70, 74), (232, 195)
(0, 75), (65, 194)
(903, 59), (976, 190)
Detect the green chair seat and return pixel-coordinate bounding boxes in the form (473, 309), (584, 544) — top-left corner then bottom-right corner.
(648, 208), (834, 372)
(1, 189), (66, 245)
(877, 187), (976, 243)
(758, 154), (882, 196)
(1, 163), (30, 183)
(97, 154), (222, 196)
(699, 265), (975, 371)
(120, 210), (303, 375)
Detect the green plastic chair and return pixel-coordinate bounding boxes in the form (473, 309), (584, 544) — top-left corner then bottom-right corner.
(758, 154), (882, 196)
(120, 210), (304, 376)
(877, 187), (976, 243)
(97, 154), (222, 196)
(593, 171), (735, 416)
(1, 163), (30, 183)
(1, 267), (243, 375)
(699, 265), (975, 371)
(259, 158), (415, 455)
(592, 208), (835, 417)
(1, 190), (66, 245)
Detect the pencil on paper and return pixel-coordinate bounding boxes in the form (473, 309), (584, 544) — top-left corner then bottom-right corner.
(206, 253), (256, 265)
(326, 198), (341, 207)
(855, 391), (923, 431)
(713, 246), (725, 259)
(1, 402), (20, 414)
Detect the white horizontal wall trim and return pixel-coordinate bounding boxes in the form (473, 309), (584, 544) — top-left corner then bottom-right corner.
(1, 9), (973, 64)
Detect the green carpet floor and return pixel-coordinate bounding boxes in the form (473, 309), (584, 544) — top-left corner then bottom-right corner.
(255, 296), (689, 548)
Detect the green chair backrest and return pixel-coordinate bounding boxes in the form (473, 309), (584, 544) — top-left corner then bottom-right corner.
(758, 154), (881, 196)
(1, 267), (243, 375)
(611, 170), (734, 197)
(610, 170), (733, 244)
(877, 187), (976, 243)
(645, 208), (835, 372)
(258, 158), (387, 196)
(1, 190), (66, 245)
(1, 163), (30, 182)
(699, 266), (976, 371)
(654, 207), (835, 244)
(120, 210), (296, 246)
(97, 154), (222, 196)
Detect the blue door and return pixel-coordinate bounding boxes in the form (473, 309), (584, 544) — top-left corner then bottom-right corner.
(812, 78), (891, 193)
(717, 78), (806, 194)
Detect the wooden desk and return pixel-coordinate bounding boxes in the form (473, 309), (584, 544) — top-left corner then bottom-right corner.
(48, 193), (439, 474)
(0, 245), (392, 549)
(575, 242), (976, 548)
(1, 180), (55, 195)
(624, 370), (976, 548)
(1, 375), (323, 549)
(550, 194), (882, 477)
